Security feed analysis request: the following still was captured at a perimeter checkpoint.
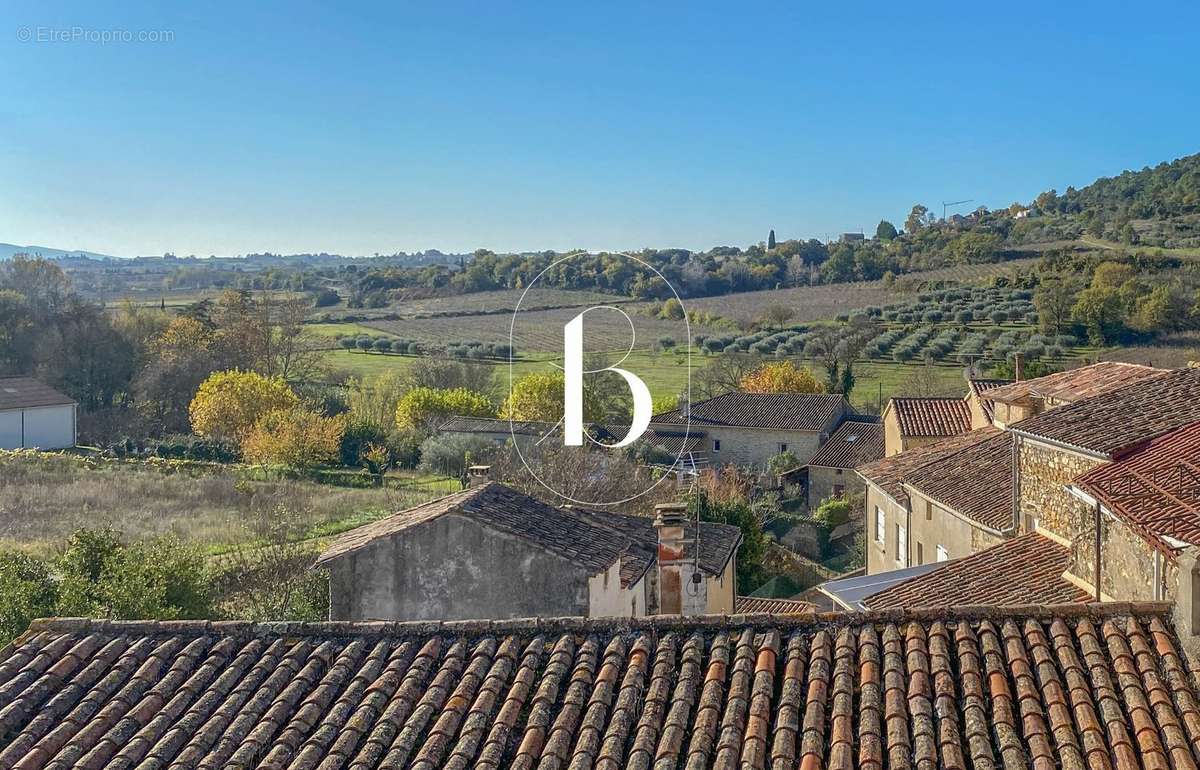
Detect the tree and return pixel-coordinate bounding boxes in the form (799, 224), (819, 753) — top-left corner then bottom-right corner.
(738, 361), (825, 393)
(694, 352), (764, 399)
(875, 220), (898, 241)
(241, 409), (346, 467)
(189, 370), (300, 442)
(905, 204), (930, 233)
(767, 229), (777, 250)
(499, 372), (602, 423)
(137, 316), (219, 433)
(418, 433), (495, 478)
(1072, 286), (1125, 345)
(688, 483), (767, 592)
(395, 386), (494, 432)
(1034, 275), (1078, 335)
(761, 304), (794, 329)
(346, 370), (410, 429)
(0, 551), (57, 645)
(224, 505), (328, 621)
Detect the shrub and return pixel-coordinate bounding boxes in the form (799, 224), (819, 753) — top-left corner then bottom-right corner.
(312, 288), (341, 307)
(241, 409), (347, 468)
(417, 433), (496, 478)
(658, 336), (676, 350)
(189, 371), (299, 442)
(0, 551), (57, 645)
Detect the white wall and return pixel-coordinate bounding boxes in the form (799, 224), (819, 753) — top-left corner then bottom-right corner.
(0, 411), (20, 449)
(587, 561), (636, 617)
(0, 405), (75, 450)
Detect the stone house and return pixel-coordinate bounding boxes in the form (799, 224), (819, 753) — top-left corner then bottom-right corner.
(964, 377), (1010, 428)
(316, 481), (742, 622)
(858, 427), (1013, 575)
(985, 360), (1165, 428)
(802, 417), (883, 511)
(880, 397), (971, 456)
(1008, 367), (1200, 602)
(650, 391), (850, 468)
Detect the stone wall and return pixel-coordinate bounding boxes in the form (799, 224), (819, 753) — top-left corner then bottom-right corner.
(808, 465), (861, 511)
(699, 426), (824, 468)
(328, 512), (593, 621)
(1063, 514), (1173, 602)
(1017, 439), (1104, 539)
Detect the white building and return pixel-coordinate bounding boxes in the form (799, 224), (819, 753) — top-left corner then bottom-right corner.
(0, 376), (77, 450)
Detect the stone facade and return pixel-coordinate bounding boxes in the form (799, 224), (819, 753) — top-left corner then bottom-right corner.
(681, 425), (825, 468)
(807, 464), (858, 511)
(1016, 438), (1104, 538)
(1060, 505), (1174, 602)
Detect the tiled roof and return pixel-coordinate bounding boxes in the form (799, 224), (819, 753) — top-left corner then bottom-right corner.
(885, 397), (972, 438)
(572, 508), (742, 585)
(857, 427), (1002, 508)
(864, 532), (1089, 609)
(733, 596), (816, 614)
(0, 377), (74, 411)
(806, 420), (884, 469)
(966, 378), (1011, 422)
(315, 483), (741, 586)
(985, 361), (1167, 406)
(1074, 420), (1200, 554)
(315, 483), (631, 575)
(653, 391), (847, 431)
(3, 604), (1197, 770)
(1012, 367), (1200, 457)
(439, 416), (556, 436)
(902, 429), (1015, 532)
(603, 427), (708, 458)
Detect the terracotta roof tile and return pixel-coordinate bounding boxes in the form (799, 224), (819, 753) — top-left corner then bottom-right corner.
(901, 429), (1016, 532)
(1074, 420), (1200, 552)
(0, 377), (74, 411)
(0, 605), (1193, 769)
(864, 532), (1089, 609)
(733, 597), (816, 615)
(653, 392), (847, 432)
(886, 398), (972, 438)
(1012, 367), (1200, 457)
(857, 427), (1002, 509)
(806, 420), (884, 469)
(967, 378), (1011, 422)
(986, 361), (1168, 406)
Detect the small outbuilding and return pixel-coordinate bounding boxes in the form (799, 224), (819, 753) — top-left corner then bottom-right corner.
(0, 376), (76, 450)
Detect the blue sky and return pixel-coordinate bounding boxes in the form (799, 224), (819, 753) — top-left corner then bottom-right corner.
(1, 1), (1197, 257)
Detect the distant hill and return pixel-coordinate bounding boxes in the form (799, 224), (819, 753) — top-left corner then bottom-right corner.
(0, 243), (119, 261)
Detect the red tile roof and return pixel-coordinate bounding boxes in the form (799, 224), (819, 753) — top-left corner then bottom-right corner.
(653, 391), (847, 431)
(1012, 367), (1200, 457)
(901, 429), (1016, 532)
(2, 604), (1195, 770)
(806, 419), (884, 468)
(1074, 420), (1200, 554)
(966, 378), (1011, 422)
(733, 596), (816, 614)
(864, 532), (1089, 609)
(985, 361), (1167, 406)
(0, 377), (74, 411)
(857, 427), (1002, 508)
(886, 397), (972, 438)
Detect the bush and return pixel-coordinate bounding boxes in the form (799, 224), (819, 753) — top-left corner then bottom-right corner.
(658, 336), (676, 350)
(418, 433), (496, 478)
(241, 409), (347, 468)
(312, 288), (341, 307)
(0, 551), (57, 645)
(767, 450), (800, 476)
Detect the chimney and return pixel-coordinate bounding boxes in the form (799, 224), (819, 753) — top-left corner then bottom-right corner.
(654, 502), (690, 615)
(466, 465), (491, 488)
(1013, 352), (1024, 382)
(1176, 547), (1200, 655)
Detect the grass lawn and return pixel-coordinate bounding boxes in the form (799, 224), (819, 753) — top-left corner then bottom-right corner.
(306, 321), (399, 340)
(0, 452), (448, 557)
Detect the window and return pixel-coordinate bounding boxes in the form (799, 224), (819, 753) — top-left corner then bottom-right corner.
(916, 542), (924, 565)
(936, 545), (949, 562)
(925, 500), (933, 521)
(874, 507), (885, 544)
(833, 484), (845, 498)
(895, 524), (907, 564)
(779, 442), (788, 453)
(713, 439), (721, 451)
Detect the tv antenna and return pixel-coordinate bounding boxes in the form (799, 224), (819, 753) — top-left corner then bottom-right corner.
(942, 199), (974, 220)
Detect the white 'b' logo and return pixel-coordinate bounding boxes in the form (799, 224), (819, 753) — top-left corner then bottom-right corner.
(563, 307), (652, 448)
